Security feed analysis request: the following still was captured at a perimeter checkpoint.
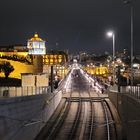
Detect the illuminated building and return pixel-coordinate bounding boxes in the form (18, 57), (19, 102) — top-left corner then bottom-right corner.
(27, 33), (46, 73)
(27, 33), (46, 55)
(43, 50), (67, 65)
(43, 50), (68, 79)
(0, 34), (68, 79)
(84, 65), (108, 77)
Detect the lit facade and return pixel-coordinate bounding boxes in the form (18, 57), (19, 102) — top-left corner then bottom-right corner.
(0, 50), (67, 65)
(84, 66), (108, 77)
(43, 54), (66, 65)
(0, 48), (67, 79)
(0, 33), (68, 79)
(27, 33), (46, 55)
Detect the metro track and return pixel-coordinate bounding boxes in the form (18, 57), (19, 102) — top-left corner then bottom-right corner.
(35, 68), (120, 140)
(35, 98), (118, 140)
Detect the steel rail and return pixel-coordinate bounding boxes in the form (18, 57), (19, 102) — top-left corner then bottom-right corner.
(101, 100), (111, 140)
(47, 79), (74, 140)
(46, 99), (71, 140)
(104, 100), (118, 140)
(88, 101), (94, 140)
(87, 87), (95, 140)
(68, 98), (82, 140)
(68, 85), (82, 140)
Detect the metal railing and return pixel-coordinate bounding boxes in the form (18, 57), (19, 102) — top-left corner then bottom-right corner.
(129, 86), (140, 99)
(121, 86), (140, 99)
(0, 86), (49, 98)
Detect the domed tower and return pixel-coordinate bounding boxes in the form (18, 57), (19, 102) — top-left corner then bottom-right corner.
(27, 33), (46, 74)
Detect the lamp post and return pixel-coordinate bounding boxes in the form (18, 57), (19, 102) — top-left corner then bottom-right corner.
(107, 31), (115, 83)
(124, 0), (134, 86)
(130, 2), (134, 86)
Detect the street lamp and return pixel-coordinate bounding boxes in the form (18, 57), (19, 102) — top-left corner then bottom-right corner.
(124, 0), (134, 86)
(107, 31), (115, 83)
(107, 31), (115, 62)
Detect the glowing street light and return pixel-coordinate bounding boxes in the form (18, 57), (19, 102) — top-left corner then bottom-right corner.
(107, 31), (115, 83)
(107, 31), (115, 62)
(107, 31), (113, 37)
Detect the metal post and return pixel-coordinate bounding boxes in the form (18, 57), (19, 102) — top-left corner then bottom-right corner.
(123, 0), (134, 88)
(113, 33), (115, 83)
(117, 66), (121, 92)
(113, 33), (115, 62)
(51, 65), (54, 93)
(106, 31), (115, 84)
(32, 86), (34, 95)
(27, 86), (28, 96)
(130, 4), (134, 86)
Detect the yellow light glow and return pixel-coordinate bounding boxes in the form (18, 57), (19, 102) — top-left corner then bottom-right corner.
(34, 33), (38, 38)
(29, 33), (43, 41)
(50, 59), (53, 63)
(58, 59), (62, 63)
(59, 55), (62, 58)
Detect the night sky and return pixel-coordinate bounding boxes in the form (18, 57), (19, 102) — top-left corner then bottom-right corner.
(0, 0), (140, 54)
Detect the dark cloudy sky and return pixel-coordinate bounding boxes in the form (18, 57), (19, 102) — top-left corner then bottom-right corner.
(0, 0), (140, 54)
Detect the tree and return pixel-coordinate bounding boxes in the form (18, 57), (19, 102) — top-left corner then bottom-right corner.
(1, 62), (14, 78)
(0, 64), (2, 73)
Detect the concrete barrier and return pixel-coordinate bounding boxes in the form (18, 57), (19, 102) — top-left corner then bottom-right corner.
(0, 91), (62, 140)
(108, 90), (140, 140)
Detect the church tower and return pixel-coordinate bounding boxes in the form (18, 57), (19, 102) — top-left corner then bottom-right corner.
(27, 33), (46, 74)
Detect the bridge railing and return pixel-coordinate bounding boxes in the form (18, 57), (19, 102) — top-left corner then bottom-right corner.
(0, 86), (49, 98)
(121, 86), (140, 99)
